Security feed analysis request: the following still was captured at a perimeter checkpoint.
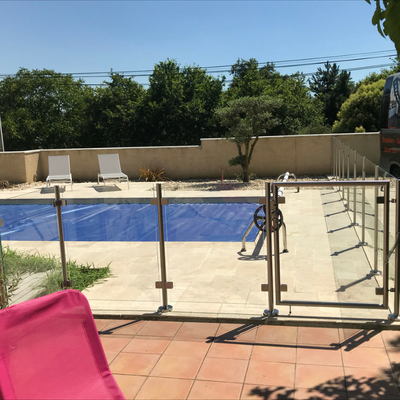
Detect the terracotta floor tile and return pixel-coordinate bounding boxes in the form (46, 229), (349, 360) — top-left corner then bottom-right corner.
(150, 354), (203, 379)
(136, 321), (182, 337)
(122, 338), (170, 354)
(245, 360), (295, 387)
(296, 346), (342, 366)
(241, 385), (295, 399)
(197, 357), (249, 383)
(174, 322), (219, 341)
(164, 340), (211, 358)
(340, 329), (384, 348)
(294, 388), (347, 399)
(98, 319), (146, 336)
(387, 347), (400, 365)
(105, 350), (119, 365)
(381, 330), (400, 348)
(100, 336), (131, 352)
(110, 352), (160, 375)
(95, 319), (114, 331)
(256, 326), (297, 344)
(135, 377), (193, 400)
(344, 366), (400, 396)
(208, 342), (252, 360)
(295, 364), (345, 390)
(342, 347), (391, 369)
(112, 374), (146, 400)
(251, 344), (296, 363)
(215, 324), (258, 342)
(188, 380), (242, 399)
(297, 327), (340, 346)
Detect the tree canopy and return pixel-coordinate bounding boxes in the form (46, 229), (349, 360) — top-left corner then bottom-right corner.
(332, 79), (386, 133)
(215, 95), (282, 182)
(0, 68), (92, 151)
(309, 62), (355, 126)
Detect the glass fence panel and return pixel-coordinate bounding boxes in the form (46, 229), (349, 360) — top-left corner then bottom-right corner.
(162, 185), (269, 317)
(377, 167), (397, 285)
(278, 182), (386, 319)
(0, 201), (62, 306)
(63, 188), (161, 315)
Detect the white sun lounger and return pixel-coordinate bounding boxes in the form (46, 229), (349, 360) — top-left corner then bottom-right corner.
(97, 153), (129, 189)
(46, 155), (73, 190)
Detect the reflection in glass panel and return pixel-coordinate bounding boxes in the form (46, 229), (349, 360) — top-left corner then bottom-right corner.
(163, 186), (268, 317)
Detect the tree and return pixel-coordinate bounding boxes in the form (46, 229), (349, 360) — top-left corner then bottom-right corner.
(225, 59), (325, 135)
(145, 59), (225, 145)
(366, 0), (400, 55)
(309, 62), (355, 126)
(0, 68), (91, 150)
(215, 96), (282, 182)
(332, 79), (385, 133)
(83, 73), (146, 147)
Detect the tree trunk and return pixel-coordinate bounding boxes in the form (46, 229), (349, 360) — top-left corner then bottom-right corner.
(243, 166), (250, 183)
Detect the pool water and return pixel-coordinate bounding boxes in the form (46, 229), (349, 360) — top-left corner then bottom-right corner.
(0, 203), (260, 242)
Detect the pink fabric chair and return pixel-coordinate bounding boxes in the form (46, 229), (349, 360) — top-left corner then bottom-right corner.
(0, 290), (125, 400)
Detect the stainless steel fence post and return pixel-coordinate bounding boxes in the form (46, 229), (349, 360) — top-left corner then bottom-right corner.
(353, 150), (357, 225)
(154, 183), (173, 312)
(338, 140), (341, 182)
(346, 146), (350, 209)
(263, 182), (277, 317)
(389, 180), (400, 319)
(53, 186), (73, 289)
(373, 165), (380, 273)
(360, 156), (367, 245)
(383, 181), (390, 308)
(342, 143), (345, 199)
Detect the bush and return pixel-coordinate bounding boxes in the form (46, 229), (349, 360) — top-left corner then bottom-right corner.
(139, 166), (170, 182)
(1, 246), (110, 307)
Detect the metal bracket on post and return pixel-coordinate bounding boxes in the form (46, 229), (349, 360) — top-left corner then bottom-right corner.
(152, 184), (173, 313)
(53, 186), (73, 289)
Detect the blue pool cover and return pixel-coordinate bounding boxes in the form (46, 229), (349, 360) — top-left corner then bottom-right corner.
(0, 203), (260, 242)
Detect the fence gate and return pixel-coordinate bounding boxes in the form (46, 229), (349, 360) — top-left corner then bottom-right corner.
(262, 179), (400, 320)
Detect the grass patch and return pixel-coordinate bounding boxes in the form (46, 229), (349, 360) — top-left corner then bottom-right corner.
(1, 246), (110, 307)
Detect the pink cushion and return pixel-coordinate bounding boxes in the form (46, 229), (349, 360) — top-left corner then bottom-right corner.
(0, 290), (125, 400)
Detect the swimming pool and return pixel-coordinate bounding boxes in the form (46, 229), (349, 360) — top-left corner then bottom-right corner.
(0, 203), (260, 242)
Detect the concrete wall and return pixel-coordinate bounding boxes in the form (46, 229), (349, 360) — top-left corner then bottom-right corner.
(0, 132), (380, 183)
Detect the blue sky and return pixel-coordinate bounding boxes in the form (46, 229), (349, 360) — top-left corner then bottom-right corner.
(0, 0), (397, 87)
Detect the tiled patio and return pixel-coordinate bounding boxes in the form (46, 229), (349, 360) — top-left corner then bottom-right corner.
(97, 319), (400, 399)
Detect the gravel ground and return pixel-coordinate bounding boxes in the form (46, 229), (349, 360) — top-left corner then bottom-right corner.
(2, 174), (394, 192)
(159, 175), (330, 191)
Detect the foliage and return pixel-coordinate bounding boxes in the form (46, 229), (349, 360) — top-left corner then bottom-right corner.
(139, 166), (170, 182)
(309, 62), (355, 126)
(0, 68), (92, 151)
(83, 73), (146, 147)
(225, 58), (325, 135)
(332, 79), (385, 133)
(145, 59), (225, 146)
(356, 57), (400, 90)
(366, 0), (400, 55)
(1, 246), (110, 304)
(35, 261), (110, 297)
(215, 95), (282, 182)
(355, 126), (366, 133)
(0, 180), (11, 189)
(298, 125), (332, 135)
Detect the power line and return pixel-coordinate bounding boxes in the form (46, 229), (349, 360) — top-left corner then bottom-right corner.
(0, 49), (396, 80)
